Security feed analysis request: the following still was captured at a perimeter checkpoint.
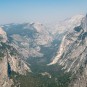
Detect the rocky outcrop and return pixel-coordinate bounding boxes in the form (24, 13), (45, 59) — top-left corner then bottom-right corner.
(0, 42), (31, 87)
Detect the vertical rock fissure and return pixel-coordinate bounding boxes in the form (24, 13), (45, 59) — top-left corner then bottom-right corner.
(6, 49), (11, 78)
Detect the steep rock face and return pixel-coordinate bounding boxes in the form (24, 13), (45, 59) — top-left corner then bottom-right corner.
(49, 15), (87, 87)
(69, 66), (87, 87)
(51, 17), (87, 71)
(0, 42), (31, 87)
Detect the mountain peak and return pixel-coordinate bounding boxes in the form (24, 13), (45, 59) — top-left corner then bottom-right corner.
(30, 22), (45, 33)
(31, 22), (43, 26)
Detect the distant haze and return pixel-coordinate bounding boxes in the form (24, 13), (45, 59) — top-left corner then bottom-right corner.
(0, 0), (87, 24)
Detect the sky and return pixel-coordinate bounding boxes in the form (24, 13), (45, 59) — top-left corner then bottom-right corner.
(0, 0), (87, 24)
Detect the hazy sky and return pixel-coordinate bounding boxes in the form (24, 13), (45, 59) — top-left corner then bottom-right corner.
(0, 0), (87, 24)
